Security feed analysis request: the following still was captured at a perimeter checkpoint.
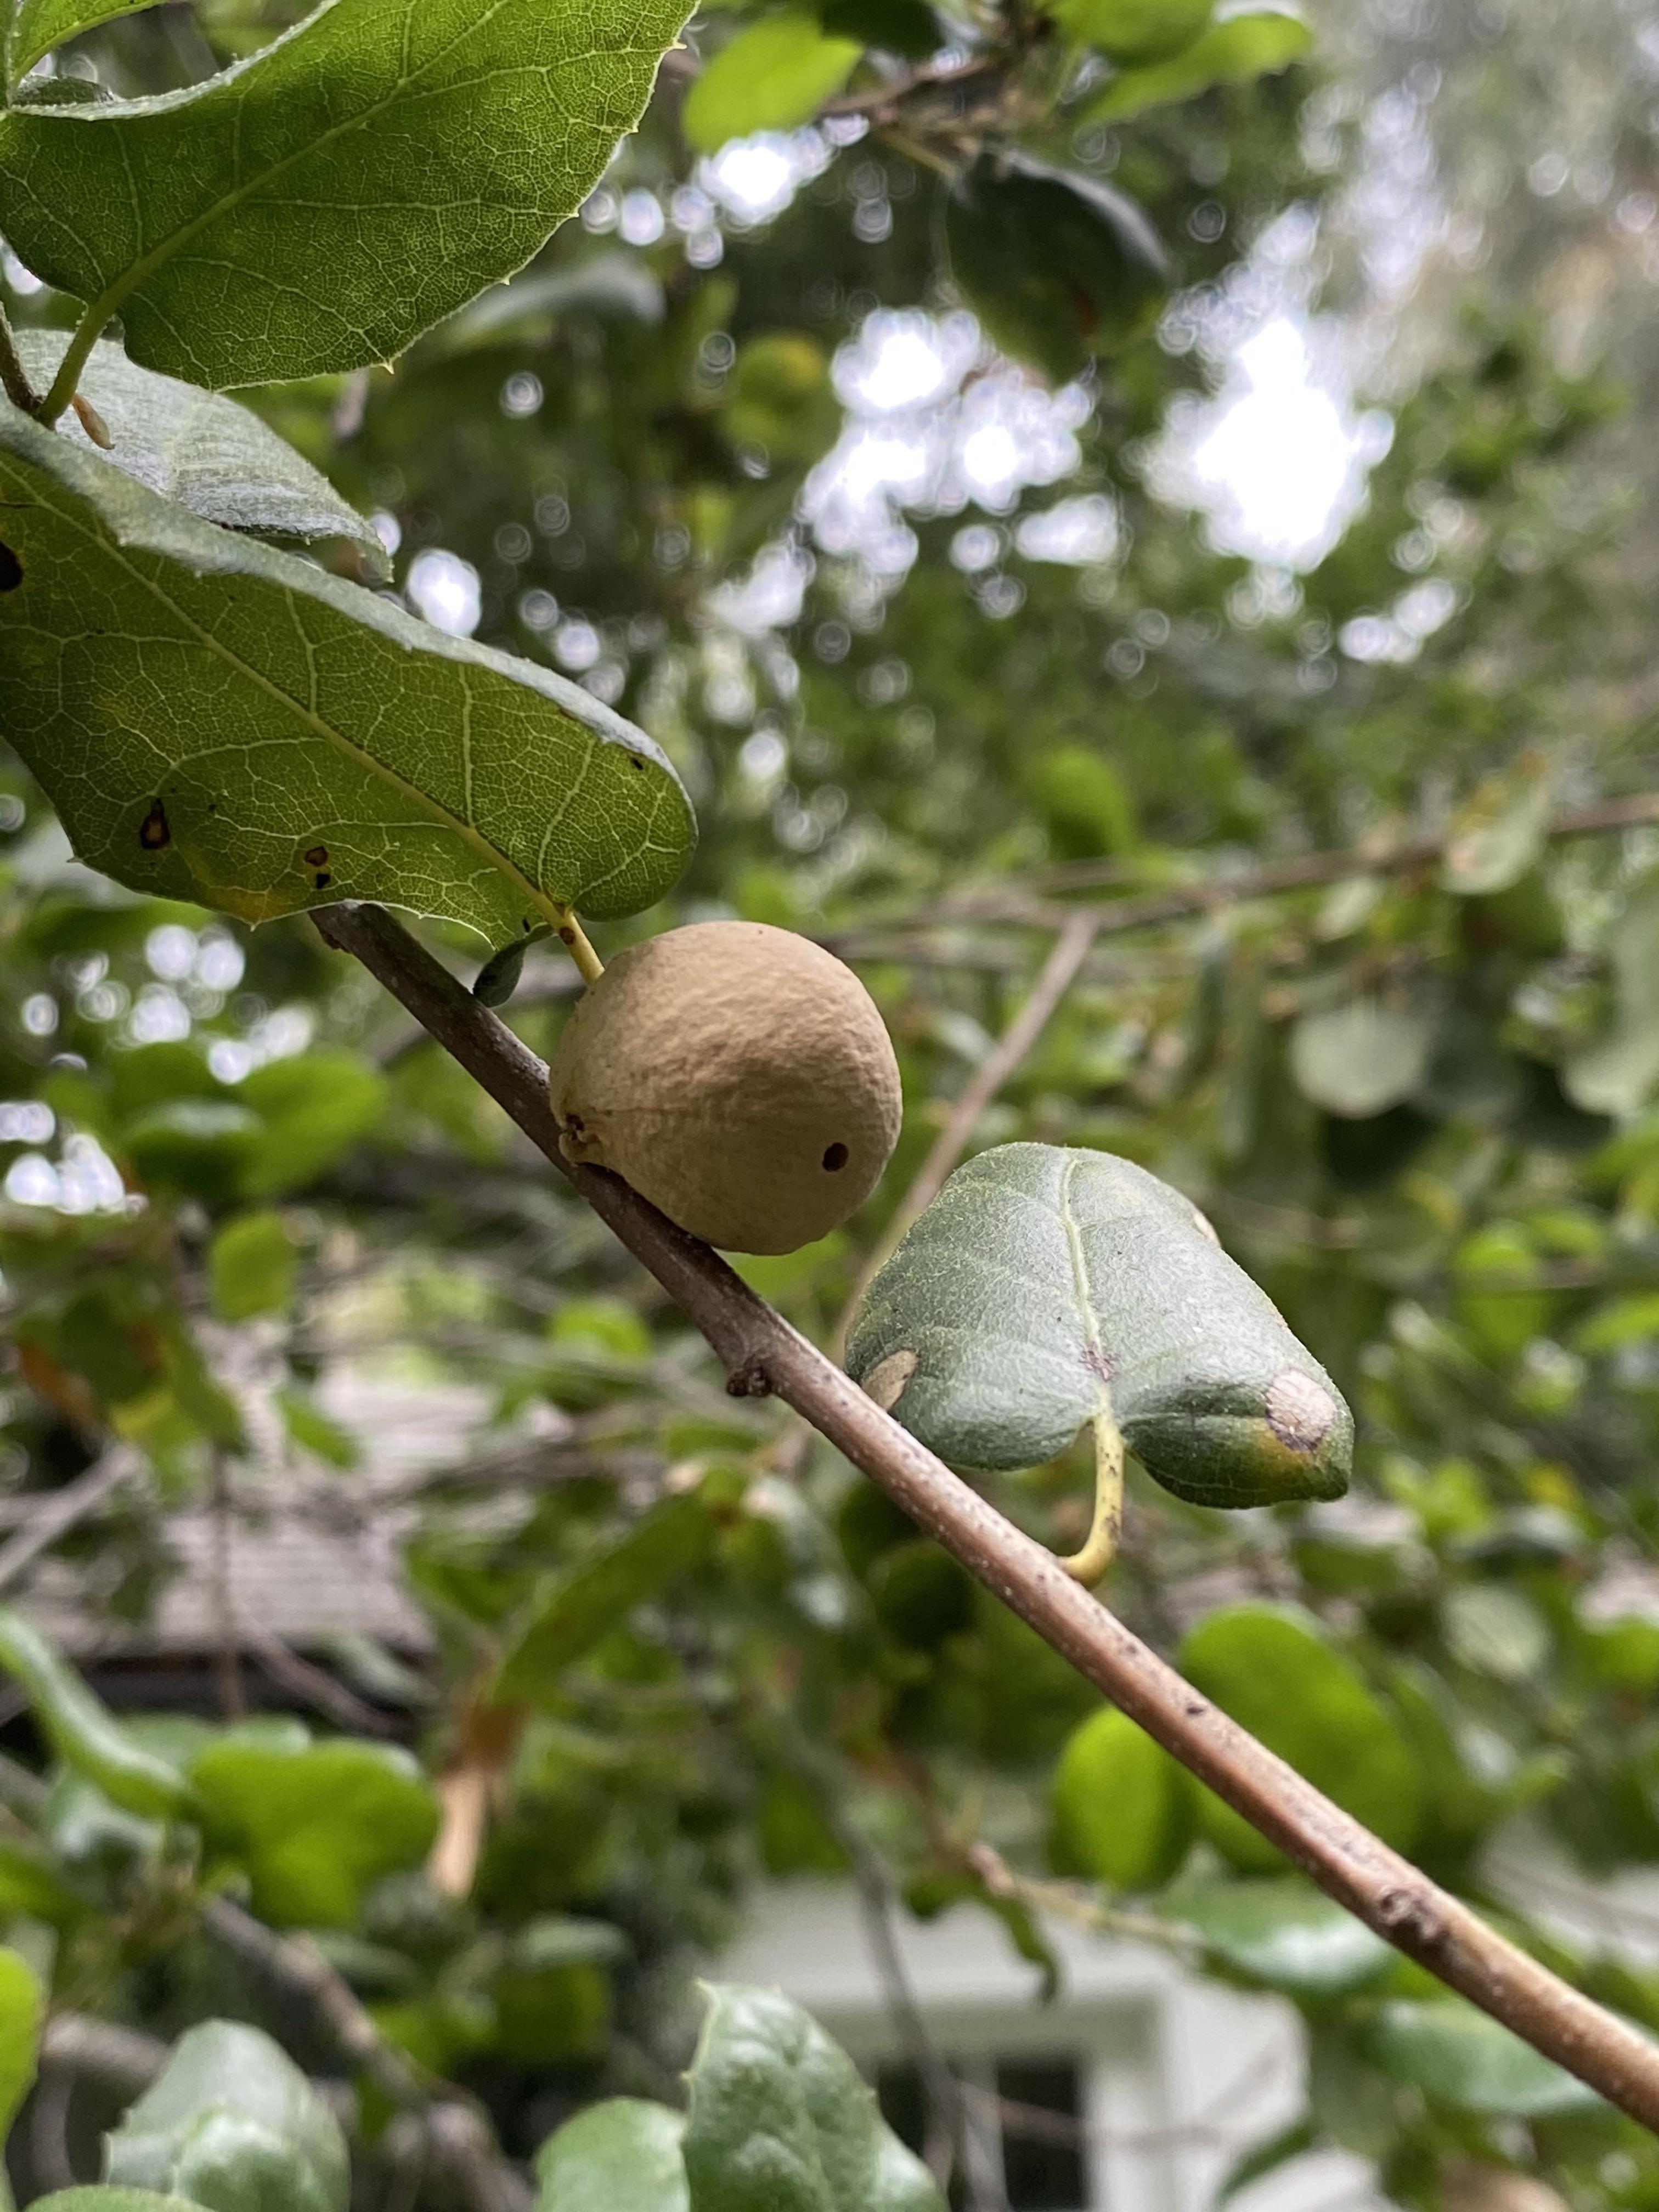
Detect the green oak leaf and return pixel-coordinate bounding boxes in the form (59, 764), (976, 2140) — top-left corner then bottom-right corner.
(683, 1984), (945, 2212)
(1363, 1999), (1604, 2117)
(1440, 750), (1553, 895)
(944, 153), (1169, 385)
(437, 256), (666, 357)
(0, 1605), (193, 1819)
(1045, 0), (1212, 64)
(1051, 1707), (1194, 1891)
(0, 1947), (43, 2143)
(534, 2098), (689, 2212)
(14, 332), (388, 577)
(105, 2019), (350, 2212)
(1212, 2120), (1318, 2207)
(207, 1209), (298, 1322)
(1566, 870), (1659, 1114)
(817, 0), (936, 60)
(1289, 998), (1435, 1118)
(473, 925), (553, 1008)
(1181, 1604), (1421, 1870)
(0, 1831), (90, 1925)
(845, 1144), (1352, 1510)
(189, 1731), (438, 1927)
(1161, 1876), (1391, 1995)
(684, 13), (863, 153)
(5, 0), (151, 87)
(495, 1492), (718, 1702)
(1087, 7), (1312, 119)
(0, 0), (690, 389)
(0, 397), (695, 938)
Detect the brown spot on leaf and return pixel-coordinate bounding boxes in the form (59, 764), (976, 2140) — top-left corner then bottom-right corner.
(0, 543), (20, 592)
(303, 844), (329, 866)
(1265, 1367), (1335, 1455)
(862, 1348), (919, 1413)
(139, 798), (170, 850)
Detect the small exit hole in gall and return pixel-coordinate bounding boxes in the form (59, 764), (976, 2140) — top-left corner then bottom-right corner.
(822, 1142), (849, 1172)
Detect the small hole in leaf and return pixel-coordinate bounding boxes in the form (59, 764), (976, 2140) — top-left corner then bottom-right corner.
(0, 543), (21, 591)
(314, 871), (332, 889)
(822, 1142), (849, 1172)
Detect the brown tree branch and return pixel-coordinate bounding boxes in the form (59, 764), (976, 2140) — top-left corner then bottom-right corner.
(0, 1447), (143, 1596)
(834, 910), (1099, 1353)
(229, 1602), (401, 1737)
(881, 786), (1659, 939)
(315, 897), (1659, 2133)
(0, 304), (39, 416)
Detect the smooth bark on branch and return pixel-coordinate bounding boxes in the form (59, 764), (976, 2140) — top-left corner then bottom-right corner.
(315, 899), (1659, 2135)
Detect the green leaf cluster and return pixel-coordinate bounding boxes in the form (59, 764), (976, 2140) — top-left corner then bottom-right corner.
(535, 1985), (943, 2212)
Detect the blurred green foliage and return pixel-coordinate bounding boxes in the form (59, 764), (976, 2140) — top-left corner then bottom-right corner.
(2, 0), (1659, 2206)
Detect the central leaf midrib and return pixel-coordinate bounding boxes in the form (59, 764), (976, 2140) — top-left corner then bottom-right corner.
(1057, 1153), (1114, 1424)
(4, 447), (576, 925)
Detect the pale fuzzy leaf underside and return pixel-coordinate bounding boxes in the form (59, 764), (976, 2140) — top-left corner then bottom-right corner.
(0, 398), (695, 936)
(106, 2019), (349, 2212)
(0, 0), (692, 388)
(846, 1143), (1352, 1509)
(16, 331), (388, 575)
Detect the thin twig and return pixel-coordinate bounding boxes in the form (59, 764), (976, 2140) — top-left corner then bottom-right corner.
(29, 2061), (76, 2192)
(834, 910), (1098, 1352)
(313, 897), (1659, 2135)
(900, 787), (1659, 939)
(42, 2012), (170, 2100)
(0, 1447), (142, 1596)
(774, 1720), (986, 2203)
(208, 1453), (244, 1720)
(200, 1897), (531, 2212)
(231, 1604), (399, 1736)
(0, 301), (39, 415)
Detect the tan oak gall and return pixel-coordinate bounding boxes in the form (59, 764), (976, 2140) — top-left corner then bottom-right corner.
(548, 921), (903, 1254)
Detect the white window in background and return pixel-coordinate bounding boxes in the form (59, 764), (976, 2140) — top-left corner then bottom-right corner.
(873, 2046), (1094, 2210)
(715, 1885), (1385, 2212)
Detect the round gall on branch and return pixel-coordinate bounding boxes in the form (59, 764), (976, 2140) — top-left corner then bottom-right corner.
(549, 921), (902, 1255)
